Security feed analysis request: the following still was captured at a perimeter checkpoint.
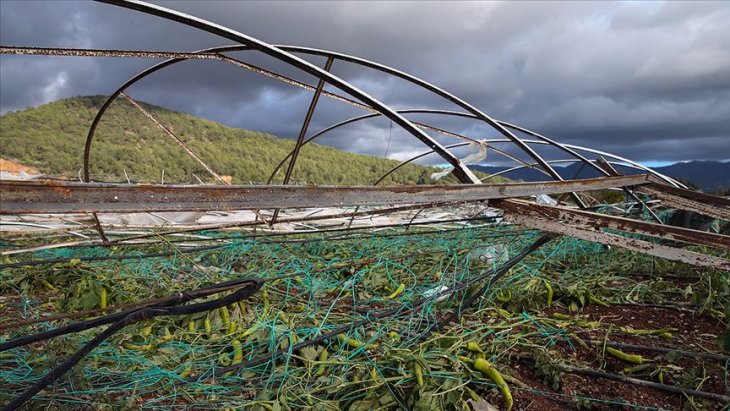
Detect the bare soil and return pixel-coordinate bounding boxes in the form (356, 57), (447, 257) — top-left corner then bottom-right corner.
(480, 303), (729, 410)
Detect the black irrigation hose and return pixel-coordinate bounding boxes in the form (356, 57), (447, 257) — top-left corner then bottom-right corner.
(2, 308), (132, 410)
(1, 278), (263, 410)
(400, 234), (556, 348)
(0, 276), (260, 351)
(459, 233), (556, 312)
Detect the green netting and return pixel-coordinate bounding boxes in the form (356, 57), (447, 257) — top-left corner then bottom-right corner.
(1, 222), (728, 410)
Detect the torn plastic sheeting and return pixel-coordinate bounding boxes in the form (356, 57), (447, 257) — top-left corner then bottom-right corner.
(431, 141), (487, 181)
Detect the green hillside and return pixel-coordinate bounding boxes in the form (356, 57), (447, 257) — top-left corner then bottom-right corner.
(0, 96), (460, 185)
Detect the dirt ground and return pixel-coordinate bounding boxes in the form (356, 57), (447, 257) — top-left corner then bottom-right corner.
(479, 303), (728, 411)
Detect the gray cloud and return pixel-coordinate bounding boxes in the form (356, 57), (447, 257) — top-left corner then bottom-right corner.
(1, 0), (728, 167)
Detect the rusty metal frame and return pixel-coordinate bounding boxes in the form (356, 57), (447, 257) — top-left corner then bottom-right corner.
(644, 178), (730, 208)
(636, 184), (730, 221)
(0, 175), (649, 214)
(496, 199), (730, 250)
(40, 42), (678, 195)
(78, 41), (579, 204)
(270, 56), (335, 225)
(498, 200), (730, 271)
(0, 0), (725, 276)
(2, 4), (730, 408)
(3, 45), (671, 188)
(1, 45), (685, 189)
(95, 0), (481, 184)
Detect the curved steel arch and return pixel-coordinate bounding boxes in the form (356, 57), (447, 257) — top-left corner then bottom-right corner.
(372, 140), (532, 186)
(88, 2), (680, 196)
(96, 0), (479, 184)
(81, 47), (538, 186)
(85, 49), (680, 190)
(82, 45), (252, 182)
(557, 142), (683, 187)
(274, 47), (679, 191)
(270, 49), (683, 190)
(480, 158), (651, 181)
(90, 2), (584, 205)
(261, 108), (681, 187)
(265, 112), (531, 185)
(277, 47), (581, 188)
(375, 144), (677, 188)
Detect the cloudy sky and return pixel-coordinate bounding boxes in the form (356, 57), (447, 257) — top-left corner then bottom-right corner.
(1, 0), (729, 168)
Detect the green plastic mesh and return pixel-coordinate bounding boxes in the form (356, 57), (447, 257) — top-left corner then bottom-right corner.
(1, 221), (727, 410)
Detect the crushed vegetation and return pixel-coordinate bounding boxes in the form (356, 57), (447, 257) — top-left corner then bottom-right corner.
(1, 221), (728, 410)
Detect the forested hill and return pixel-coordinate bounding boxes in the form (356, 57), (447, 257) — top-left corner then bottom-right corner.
(0, 96), (444, 185)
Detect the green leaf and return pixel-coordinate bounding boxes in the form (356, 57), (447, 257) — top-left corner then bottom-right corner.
(81, 290), (99, 310)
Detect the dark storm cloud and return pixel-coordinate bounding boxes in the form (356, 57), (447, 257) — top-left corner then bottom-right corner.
(1, 0), (728, 166)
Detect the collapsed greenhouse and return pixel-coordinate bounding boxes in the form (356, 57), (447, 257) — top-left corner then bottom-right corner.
(1, 1), (728, 410)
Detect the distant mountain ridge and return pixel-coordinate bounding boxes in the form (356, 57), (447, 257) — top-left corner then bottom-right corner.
(653, 161), (730, 193)
(472, 160), (730, 193)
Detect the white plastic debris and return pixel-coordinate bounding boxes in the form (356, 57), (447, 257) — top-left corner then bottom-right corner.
(423, 285), (451, 302)
(431, 141), (488, 181)
(0, 170), (44, 180)
(481, 207), (504, 223)
(534, 194), (558, 205)
(469, 243), (509, 268)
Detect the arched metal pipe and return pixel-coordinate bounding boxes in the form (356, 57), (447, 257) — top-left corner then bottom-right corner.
(83, 58), (532, 187)
(558, 142), (683, 187)
(481, 158), (649, 180)
(260, 108), (680, 187)
(96, 0), (480, 184)
(372, 141), (550, 186)
(266, 112), (535, 185)
(82, 45), (254, 182)
(83, 39), (679, 193)
(278, 46), (585, 203)
(372, 134), (682, 188)
(88, 3), (583, 203)
(276, 48), (680, 192)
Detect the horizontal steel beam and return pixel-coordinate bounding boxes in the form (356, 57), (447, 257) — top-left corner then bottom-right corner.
(645, 177), (730, 209)
(496, 199), (730, 250)
(594, 158), (729, 220)
(636, 186), (730, 221)
(0, 175), (649, 214)
(0, 46), (228, 60)
(497, 199), (730, 270)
